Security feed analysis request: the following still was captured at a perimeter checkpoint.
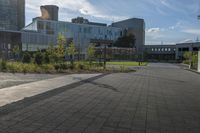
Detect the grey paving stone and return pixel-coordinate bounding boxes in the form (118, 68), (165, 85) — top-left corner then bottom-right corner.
(0, 63), (199, 133)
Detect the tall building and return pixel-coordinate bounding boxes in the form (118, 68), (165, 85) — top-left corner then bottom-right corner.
(112, 18), (145, 59)
(0, 0), (25, 31)
(0, 0), (25, 59)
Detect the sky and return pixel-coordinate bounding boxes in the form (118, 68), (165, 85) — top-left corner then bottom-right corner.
(26, 0), (200, 45)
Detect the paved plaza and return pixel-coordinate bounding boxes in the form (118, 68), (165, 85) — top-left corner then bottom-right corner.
(0, 73), (61, 89)
(0, 63), (200, 133)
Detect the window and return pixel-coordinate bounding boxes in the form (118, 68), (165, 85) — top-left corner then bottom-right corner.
(152, 48), (154, 51)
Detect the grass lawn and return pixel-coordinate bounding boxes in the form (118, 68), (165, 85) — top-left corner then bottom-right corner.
(107, 61), (148, 66)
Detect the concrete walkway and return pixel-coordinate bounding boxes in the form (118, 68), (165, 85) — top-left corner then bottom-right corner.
(0, 74), (101, 107)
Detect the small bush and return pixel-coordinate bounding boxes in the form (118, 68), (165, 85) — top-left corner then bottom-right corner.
(44, 52), (50, 64)
(41, 64), (55, 73)
(34, 52), (43, 65)
(22, 52), (31, 63)
(0, 60), (7, 71)
(60, 63), (69, 70)
(75, 62), (85, 70)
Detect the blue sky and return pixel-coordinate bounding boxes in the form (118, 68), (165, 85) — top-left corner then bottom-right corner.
(26, 0), (200, 45)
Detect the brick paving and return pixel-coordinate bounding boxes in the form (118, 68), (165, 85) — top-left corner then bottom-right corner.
(0, 63), (200, 133)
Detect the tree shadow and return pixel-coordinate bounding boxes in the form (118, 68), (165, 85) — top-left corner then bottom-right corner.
(82, 80), (119, 92)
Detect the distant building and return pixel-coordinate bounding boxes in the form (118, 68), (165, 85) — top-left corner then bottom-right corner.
(0, 0), (25, 59)
(144, 42), (200, 62)
(111, 18), (145, 59)
(144, 45), (176, 62)
(176, 42), (200, 60)
(21, 18), (122, 59)
(72, 17), (107, 27)
(22, 6), (145, 59)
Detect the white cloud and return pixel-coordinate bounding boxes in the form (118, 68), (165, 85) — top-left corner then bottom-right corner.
(179, 39), (194, 43)
(182, 29), (200, 35)
(146, 28), (160, 33)
(26, 0), (127, 22)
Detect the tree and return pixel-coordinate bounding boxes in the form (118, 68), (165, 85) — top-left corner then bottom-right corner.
(12, 45), (21, 60)
(56, 33), (67, 62)
(183, 52), (193, 68)
(46, 43), (57, 63)
(66, 42), (77, 68)
(87, 45), (95, 65)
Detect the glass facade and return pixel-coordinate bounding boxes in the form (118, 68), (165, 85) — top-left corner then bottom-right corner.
(0, 0), (25, 31)
(22, 19), (123, 53)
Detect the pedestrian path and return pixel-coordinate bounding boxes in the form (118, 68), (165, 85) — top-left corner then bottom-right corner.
(0, 74), (101, 107)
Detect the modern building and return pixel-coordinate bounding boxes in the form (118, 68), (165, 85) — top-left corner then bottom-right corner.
(111, 18), (145, 59)
(20, 4), (146, 59)
(144, 45), (176, 62)
(176, 42), (200, 60)
(21, 9), (123, 59)
(144, 42), (200, 62)
(0, 0), (25, 59)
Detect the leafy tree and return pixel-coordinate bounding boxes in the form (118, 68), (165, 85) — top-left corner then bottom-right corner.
(192, 54), (198, 64)
(114, 34), (136, 48)
(183, 52), (193, 68)
(12, 45), (21, 60)
(46, 43), (57, 63)
(66, 42), (77, 68)
(87, 45), (95, 65)
(55, 33), (67, 62)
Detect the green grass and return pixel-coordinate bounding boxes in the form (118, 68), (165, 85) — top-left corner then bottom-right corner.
(107, 61), (148, 66)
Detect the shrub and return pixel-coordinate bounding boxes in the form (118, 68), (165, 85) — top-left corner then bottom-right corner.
(43, 52), (50, 64)
(54, 63), (69, 71)
(34, 52), (43, 65)
(44, 64), (55, 73)
(22, 52), (31, 63)
(0, 60), (7, 71)
(54, 64), (60, 71)
(75, 62), (85, 70)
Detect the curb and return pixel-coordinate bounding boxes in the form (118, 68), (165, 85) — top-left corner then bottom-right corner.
(184, 68), (200, 75)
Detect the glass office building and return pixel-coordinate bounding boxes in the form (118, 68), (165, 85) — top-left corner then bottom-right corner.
(0, 0), (25, 59)
(0, 0), (25, 31)
(22, 19), (123, 56)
